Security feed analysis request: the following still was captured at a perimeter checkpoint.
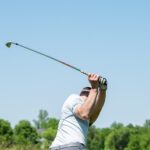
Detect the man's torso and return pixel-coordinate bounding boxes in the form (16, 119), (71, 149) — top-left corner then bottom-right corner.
(50, 94), (89, 148)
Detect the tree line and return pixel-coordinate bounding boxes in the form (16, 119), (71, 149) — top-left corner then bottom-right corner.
(0, 109), (150, 150)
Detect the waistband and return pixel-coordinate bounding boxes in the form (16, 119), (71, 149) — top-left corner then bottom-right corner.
(50, 142), (85, 150)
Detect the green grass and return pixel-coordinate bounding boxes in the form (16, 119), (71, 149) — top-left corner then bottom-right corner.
(0, 145), (47, 150)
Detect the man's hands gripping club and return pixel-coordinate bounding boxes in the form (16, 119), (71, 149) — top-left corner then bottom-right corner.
(88, 74), (107, 91)
(88, 74), (100, 89)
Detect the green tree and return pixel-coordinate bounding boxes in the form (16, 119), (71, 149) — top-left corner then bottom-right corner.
(33, 110), (49, 129)
(125, 125), (143, 150)
(32, 110), (59, 149)
(39, 118), (59, 148)
(86, 125), (111, 150)
(87, 125), (100, 150)
(105, 128), (130, 150)
(144, 119), (150, 129)
(126, 123), (134, 129)
(0, 119), (13, 146)
(46, 118), (59, 129)
(125, 134), (141, 150)
(140, 129), (150, 150)
(14, 120), (38, 145)
(42, 127), (57, 144)
(98, 128), (111, 150)
(111, 122), (124, 129)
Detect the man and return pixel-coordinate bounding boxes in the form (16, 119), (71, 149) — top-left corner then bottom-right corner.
(50, 73), (107, 150)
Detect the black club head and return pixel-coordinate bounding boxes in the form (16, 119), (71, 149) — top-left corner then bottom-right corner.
(5, 42), (12, 48)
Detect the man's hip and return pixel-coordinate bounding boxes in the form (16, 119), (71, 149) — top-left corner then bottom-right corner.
(50, 142), (86, 150)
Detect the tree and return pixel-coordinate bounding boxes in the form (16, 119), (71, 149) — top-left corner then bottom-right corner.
(140, 129), (150, 150)
(111, 122), (124, 129)
(86, 125), (111, 150)
(126, 123), (134, 129)
(33, 111), (59, 149)
(36, 118), (59, 149)
(0, 119), (13, 146)
(125, 134), (141, 150)
(144, 119), (150, 129)
(47, 118), (59, 129)
(98, 128), (111, 150)
(14, 120), (38, 145)
(33, 109), (49, 129)
(105, 128), (130, 150)
(87, 125), (101, 150)
(42, 127), (57, 143)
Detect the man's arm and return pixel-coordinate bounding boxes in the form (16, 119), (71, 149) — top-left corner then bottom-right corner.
(75, 88), (98, 120)
(75, 74), (99, 120)
(89, 90), (106, 126)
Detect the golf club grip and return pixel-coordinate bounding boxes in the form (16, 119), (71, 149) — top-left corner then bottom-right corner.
(81, 71), (106, 85)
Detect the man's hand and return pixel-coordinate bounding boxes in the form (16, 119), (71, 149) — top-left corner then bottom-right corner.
(88, 73), (100, 89)
(99, 77), (107, 91)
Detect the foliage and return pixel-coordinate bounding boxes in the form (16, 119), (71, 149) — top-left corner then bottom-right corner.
(111, 122), (124, 129)
(105, 127), (130, 150)
(14, 120), (38, 145)
(87, 125), (100, 150)
(144, 119), (150, 129)
(32, 110), (59, 149)
(33, 110), (59, 130)
(42, 127), (57, 141)
(1, 111), (150, 150)
(125, 134), (141, 150)
(97, 127), (111, 149)
(140, 129), (150, 150)
(46, 118), (59, 130)
(0, 119), (13, 147)
(33, 110), (49, 129)
(0, 145), (41, 150)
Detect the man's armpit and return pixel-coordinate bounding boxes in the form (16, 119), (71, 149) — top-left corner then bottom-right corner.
(72, 103), (82, 115)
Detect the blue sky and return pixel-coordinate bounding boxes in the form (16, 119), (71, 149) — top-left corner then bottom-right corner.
(0, 0), (150, 128)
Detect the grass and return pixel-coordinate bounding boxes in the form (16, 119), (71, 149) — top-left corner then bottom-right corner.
(0, 145), (47, 150)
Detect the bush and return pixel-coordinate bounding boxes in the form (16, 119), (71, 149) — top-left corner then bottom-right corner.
(0, 119), (13, 147)
(14, 120), (39, 145)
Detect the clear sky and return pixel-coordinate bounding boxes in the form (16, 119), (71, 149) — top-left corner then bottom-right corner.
(0, 0), (150, 128)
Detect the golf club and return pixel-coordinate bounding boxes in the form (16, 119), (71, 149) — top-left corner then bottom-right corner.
(5, 42), (107, 85)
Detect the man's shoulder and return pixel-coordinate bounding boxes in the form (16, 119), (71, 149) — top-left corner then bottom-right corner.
(64, 94), (80, 104)
(67, 94), (80, 100)
(62, 94), (81, 109)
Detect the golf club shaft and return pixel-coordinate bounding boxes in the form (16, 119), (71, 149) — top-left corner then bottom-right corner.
(7, 42), (89, 76)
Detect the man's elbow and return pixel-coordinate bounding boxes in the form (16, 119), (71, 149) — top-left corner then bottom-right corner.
(81, 113), (91, 120)
(76, 109), (91, 120)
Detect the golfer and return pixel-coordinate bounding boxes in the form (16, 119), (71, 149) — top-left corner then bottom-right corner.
(50, 73), (107, 150)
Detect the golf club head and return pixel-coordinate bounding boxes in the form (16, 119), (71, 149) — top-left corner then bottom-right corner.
(5, 42), (12, 48)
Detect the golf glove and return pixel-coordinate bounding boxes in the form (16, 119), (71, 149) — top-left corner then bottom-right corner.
(99, 77), (107, 91)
